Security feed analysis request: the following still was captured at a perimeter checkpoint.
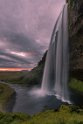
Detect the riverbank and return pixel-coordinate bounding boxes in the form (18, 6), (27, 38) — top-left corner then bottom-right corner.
(0, 105), (83, 124)
(0, 83), (15, 112)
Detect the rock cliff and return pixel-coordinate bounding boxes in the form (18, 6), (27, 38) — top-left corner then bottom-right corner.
(68, 0), (83, 80)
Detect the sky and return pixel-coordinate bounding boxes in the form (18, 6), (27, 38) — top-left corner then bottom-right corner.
(0, 0), (65, 70)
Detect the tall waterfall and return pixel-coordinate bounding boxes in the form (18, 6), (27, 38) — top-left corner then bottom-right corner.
(41, 4), (70, 103)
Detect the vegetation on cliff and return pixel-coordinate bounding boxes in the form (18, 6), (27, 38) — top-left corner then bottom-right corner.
(69, 78), (83, 94)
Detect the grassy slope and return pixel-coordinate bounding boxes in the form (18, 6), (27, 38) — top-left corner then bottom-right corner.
(0, 52), (46, 86)
(0, 71), (26, 82)
(0, 64), (43, 86)
(0, 105), (82, 124)
(0, 83), (15, 111)
(69, 78), (83, 94)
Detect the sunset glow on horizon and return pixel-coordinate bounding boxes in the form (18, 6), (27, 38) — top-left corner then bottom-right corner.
(0, 68), (32, 71)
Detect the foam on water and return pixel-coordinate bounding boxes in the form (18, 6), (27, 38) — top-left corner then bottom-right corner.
(29, 87), (72, 104)
(29, 88), (47, 97)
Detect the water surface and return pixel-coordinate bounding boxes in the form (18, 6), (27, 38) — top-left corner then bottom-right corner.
(6, 84), (83, 115)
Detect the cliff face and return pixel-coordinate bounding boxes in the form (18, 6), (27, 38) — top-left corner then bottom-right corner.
(68, 0), (83, 80)
(68, 0), (83, 70)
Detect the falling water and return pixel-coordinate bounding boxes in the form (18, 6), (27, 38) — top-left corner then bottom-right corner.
(41, 4), (71, 103)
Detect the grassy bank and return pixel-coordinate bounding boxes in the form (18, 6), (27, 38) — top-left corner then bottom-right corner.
(69, 78), (83, 94)
(0, 67), (43, 86)
(0, 83), (15, 111)
(0, 71), (25, 82)
(0, 105), (82, 124)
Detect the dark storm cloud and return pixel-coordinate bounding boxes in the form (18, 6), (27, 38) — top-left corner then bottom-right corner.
(1, 32), (43, 53)
(0, 32), (44, 67)
(0, 49), (32, 68)
(0, 0), (65, 68)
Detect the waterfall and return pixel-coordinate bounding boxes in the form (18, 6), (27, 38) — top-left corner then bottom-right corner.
(41, 4), (71, 103)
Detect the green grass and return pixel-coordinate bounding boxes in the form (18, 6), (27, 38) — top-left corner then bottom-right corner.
(0, 71), (24, 82)
(0, 105), (82, 124)
(0, 112), (30, 124)
(69, 78), (83, 93)
(0, 65), (43, 86)
(0, 83), (15, 111)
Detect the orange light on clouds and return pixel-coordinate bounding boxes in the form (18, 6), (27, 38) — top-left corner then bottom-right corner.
(0, 68), (32, 71)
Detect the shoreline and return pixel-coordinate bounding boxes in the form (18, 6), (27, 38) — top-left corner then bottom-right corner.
(0, 82), (16, 112)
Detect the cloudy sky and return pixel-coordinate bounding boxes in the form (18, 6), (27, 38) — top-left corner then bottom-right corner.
(0, 0), (65, 70)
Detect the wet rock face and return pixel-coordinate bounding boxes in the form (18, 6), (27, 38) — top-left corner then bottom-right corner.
(68, 0), (83, 73)
(68, 0), (83, 36)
